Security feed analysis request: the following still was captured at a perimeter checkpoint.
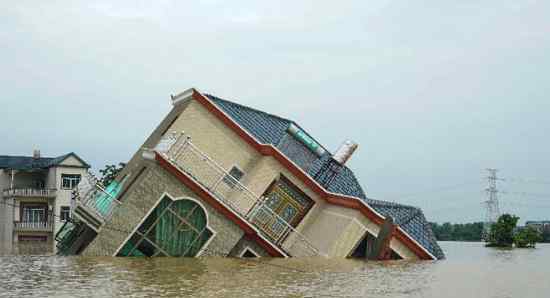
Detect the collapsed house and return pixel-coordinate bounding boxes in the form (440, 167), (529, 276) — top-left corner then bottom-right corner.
(55, 88), (444, 260)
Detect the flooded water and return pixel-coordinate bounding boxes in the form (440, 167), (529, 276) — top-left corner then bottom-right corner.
(0, 242), (548, 298)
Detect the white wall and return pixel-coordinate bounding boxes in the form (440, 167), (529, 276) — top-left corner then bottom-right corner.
(0, 170), (14, 251)
(52, 166), (87, 234)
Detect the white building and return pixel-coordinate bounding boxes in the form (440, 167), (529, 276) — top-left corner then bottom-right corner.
(0, 150), (89, 254)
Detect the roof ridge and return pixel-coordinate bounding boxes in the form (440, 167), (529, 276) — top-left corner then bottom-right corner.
(0, 155), (54, 159)
(365, 197), (420, 210)
(206, 94), (293, 124)
(206, 94), (331, 153)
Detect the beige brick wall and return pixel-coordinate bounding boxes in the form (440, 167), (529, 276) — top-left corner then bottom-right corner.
(96, 96), (420, 259)
(164, 100), (328, 254)
(300, 204), (418, 259)
(83, 162), (244, 257)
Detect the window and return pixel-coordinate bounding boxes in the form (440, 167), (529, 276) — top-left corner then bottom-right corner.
(222, 166), (244, 188)
(33, 180), (45, 189)
(251, 176), (314, 241)
(117, 196), (214, 257)
(239, 247), (260, 258)
(60, 206), (71, 221)
(19, 235), (47, 242)
(61, 174), (81, 189)
(21, 204), (48, 223)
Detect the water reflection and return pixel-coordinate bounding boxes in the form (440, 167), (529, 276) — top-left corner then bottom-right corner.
(0, 242), (549, 298)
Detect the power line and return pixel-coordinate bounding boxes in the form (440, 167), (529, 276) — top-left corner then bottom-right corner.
(502, 191), (550, 199)
(501, 201), (550, 209)
(501, 177), (550, 185)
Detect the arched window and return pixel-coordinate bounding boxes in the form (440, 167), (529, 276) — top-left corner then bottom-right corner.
(117, 196), (213, 257)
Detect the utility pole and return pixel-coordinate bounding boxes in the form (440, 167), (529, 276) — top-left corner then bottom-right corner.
(483, 168), (501, 240)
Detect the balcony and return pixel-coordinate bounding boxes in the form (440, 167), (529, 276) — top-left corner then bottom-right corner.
(157, 133), (321, 257)
(3, 188), (57, 199)
(72, 174), (121, 232)
(14, 221), (54, 232)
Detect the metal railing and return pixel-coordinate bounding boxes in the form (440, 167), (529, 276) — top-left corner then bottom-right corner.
(14, 221), (53, 231)
(2, 188), (57, 198)
(74, 173), (121, 223)
(157, 132), (320, 257)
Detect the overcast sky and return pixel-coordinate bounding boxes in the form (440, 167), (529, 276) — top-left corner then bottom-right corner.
(1, 1), (549, 223)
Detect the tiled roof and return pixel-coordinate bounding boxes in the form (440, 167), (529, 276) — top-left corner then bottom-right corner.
(0, 153), (90, 170)
(206, 94), (444, 259)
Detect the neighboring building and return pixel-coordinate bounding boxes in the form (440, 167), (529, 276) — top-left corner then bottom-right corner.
(56, 88), (444, 260)
(0, 151), (89, 254)
(525, 221), (550, 234)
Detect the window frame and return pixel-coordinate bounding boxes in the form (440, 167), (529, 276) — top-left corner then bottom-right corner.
(61, 174), (81, 190)
(60, 206), (71, 221)
(20, 203), (48, 223)
(239, 246), (260, 258)
(222, 165), (245, 188)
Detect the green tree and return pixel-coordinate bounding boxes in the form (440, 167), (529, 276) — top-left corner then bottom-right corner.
(99, 162), (126, 186)
(486, 214), (519, 247)
(514, 226), (542, 248)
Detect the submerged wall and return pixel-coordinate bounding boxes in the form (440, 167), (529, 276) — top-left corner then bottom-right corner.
(83, 162), (245, 257)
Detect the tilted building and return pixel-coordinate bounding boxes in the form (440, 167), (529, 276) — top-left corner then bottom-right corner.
(0, 151), (89, 254)
(56, 88), (444, 260)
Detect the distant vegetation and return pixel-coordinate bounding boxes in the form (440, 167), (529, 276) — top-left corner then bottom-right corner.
(430, 222), (484, 242)
(514, 226), (542, 248)
(431, 214), (547, 248)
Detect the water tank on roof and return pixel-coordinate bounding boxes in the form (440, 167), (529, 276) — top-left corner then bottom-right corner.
(287, 124), (326, 157)
(333, 140), (358, 165)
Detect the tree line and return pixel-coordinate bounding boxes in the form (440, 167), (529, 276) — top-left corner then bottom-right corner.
(431, 219), (550, 244)
(430, 222), (485, 242)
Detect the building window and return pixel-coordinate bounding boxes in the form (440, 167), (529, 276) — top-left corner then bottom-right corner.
(239, 247), (260, 258)
(21, 204), (48, 223)
(60, 206), (71, 221)
(250, 176), (314, 241)
(18, 235), (47, 242)
(33, 180), (45, 189)
(117, 196), (214, 257)
(61, 174), (81, 189)
(222, 166), (244, 188)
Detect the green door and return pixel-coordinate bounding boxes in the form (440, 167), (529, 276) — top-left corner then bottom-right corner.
(117, 197), (213, 257)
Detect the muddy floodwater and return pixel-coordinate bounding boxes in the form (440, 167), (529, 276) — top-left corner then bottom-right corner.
(0, 242), (548, 297)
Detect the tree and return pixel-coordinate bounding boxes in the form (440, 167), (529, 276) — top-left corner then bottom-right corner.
(486, 214), (519, 247)
(99, 163), (126, 186)
(514, 226), (542, 248)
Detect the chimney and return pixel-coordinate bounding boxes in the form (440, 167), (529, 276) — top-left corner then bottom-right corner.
(332, 140), (358, 165)
(33, 149), (41, 159)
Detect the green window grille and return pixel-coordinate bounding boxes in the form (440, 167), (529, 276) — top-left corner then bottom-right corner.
(117, 197), (213, 257)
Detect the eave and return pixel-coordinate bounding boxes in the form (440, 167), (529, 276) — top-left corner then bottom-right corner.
(189, 88), (436, 260)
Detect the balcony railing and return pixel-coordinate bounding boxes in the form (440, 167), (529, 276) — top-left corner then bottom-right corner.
(157, 132), (321, 257)
(14, 221), (54, 232)
(3, 188), (57, 198)
(73, 173), (121, 227)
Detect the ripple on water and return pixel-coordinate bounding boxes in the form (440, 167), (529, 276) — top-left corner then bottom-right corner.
(0, 243), (549, 298)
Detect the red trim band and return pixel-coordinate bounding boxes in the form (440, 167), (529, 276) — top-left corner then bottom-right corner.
(191, 90), (434, 260)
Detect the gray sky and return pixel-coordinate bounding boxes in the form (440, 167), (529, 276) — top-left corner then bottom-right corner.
(1, 1), (549, 224)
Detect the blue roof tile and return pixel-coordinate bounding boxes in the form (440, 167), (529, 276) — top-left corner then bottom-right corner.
(206, 94), (444, 259)
(0, 153), (90, 170)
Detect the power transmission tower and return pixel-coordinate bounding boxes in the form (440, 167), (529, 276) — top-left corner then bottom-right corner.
(483, 168), (501, 240)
